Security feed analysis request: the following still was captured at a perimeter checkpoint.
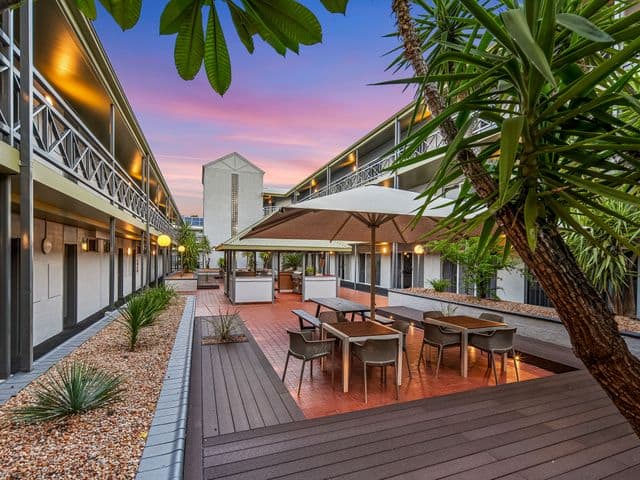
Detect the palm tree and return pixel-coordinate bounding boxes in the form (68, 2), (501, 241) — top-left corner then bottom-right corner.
(391, 0), (640, 434)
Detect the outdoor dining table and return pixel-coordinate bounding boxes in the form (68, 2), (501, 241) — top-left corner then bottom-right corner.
(310, 297), (370, 321)
(422, 315), (509, 378)
(321, 321), (403, 393)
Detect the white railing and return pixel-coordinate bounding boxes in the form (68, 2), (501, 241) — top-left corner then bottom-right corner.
(0, 23), (175, 235)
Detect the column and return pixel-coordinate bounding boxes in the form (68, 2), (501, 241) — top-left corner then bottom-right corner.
(108, 216), (115, 308)
(0, 175), (11, 379)
(18, 0), (33, 372)
(145, 156), (151, 287)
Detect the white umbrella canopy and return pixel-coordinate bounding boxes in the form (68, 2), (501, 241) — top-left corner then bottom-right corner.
(242, 186), (455, 313)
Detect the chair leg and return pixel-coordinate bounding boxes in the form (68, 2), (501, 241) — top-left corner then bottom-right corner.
(435, 345), (443, 378)
(394, 362), (399, 400)
(282, 352), (290, 382)
(490, 353), (499, 385)
(364, 363), (368, 403)
(418, 342), (425, 371)
(298, 361), (306, 396)
(404, 349), (412, 379)
(310, 358), (313, 378)
(512, 349), (520, 382)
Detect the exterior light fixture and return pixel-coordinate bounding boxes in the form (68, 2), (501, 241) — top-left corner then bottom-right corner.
(81, 238), (88, 251)
(177, 245), (186, 253)
(127, 247), (132, 256)
(152, 249), (156, 256)
(381, 246), (388, 254)
(329, 251), (335, 255)
(352, 165), (357, 172)
(414, 244), (425, 255)
(157, 234), (171, 247)
(45, 94), (54, 106)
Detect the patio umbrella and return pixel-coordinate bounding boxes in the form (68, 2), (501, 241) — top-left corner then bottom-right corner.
(242, 186), (454, 315)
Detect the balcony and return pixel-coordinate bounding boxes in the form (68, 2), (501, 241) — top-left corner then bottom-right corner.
(0, 23), (175, 236)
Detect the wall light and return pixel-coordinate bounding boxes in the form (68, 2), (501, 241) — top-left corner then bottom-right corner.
(414, 244), (425, 255)
(127, 247), (132, 256)
(381, 246), (388, 254)
(152, 249), (156, 256)
(177, 245), (186, 253)
(157, 234), (171, 247)
(44, 94), (54, 106)
(81, 238), (88, 251)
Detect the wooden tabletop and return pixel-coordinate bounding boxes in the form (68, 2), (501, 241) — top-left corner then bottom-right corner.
(324, 321), (397, 338)
(435, 315), (507, 330)
(310, 297), (369, 313)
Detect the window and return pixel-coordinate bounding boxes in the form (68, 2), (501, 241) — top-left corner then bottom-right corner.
(338, 254), (350, 280)
(412, 254), (424, 288)
(441, 259), (457, 292)
(231, 173), (239, 236)
(525, 270), (552, 307)
(358, 253), (381, 285)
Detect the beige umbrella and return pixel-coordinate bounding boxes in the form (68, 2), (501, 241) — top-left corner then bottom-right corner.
(242, 186), (454, 314)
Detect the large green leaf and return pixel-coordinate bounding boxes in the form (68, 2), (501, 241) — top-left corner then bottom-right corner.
(501, 8), (557, 87)
(498, 115), (524, 202)
(556, 13), (614, 43)
(98, 0), (141, 30)
(160, 0), (196, 35)
(247, 0), (322, 46)
(174, 3), (204, 80)
(228, 1), (256, 53)
(524, 188), (538, 252)
(204, 5), (232, 95)
(320, 0), (348, 14)
(75, 0), (97, 20)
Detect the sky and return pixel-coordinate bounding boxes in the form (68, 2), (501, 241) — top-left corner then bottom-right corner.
(94, 1), (410, 215)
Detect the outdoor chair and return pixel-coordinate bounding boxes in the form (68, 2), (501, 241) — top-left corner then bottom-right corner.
(391, 320), (413, 379)
(282, 329), (335, 396)
(418, 323), (461, 378)
(479, 312), (504, 323)
(319, 311), (347, 324)
(352, 339), (399, 403)
(468, 327), (519, 385)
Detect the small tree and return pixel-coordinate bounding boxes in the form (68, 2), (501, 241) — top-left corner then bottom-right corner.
(177, 224), (199, 273)
(198, 236), (212, 269)
(243, 252), (256, 271)
(282, 253), (303, 271)
(259, 252), (272, 270)
(429, 237), (513, 298)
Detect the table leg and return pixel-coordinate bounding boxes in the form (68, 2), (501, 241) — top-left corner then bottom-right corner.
(315, 304), (321, 317)
(461, 332), (468, 377)
(342, 339), (350, 393)
(351, 312), (356, 322)
(502, 352), (507, 373)
(396, 334), (403, 386)
(320, 328), (326, 369)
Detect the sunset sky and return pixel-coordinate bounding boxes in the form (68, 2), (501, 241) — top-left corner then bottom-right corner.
(95, 2), (409, 215)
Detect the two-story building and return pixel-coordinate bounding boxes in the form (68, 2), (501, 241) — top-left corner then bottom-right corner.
(0, 1), (181, 379)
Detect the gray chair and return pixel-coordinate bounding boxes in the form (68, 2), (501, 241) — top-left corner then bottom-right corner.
(479, 312), (504, 323)
(418, 323), (461, 377)
(391, 320), (413, 379)
(423, 310), (444, 320)
(282, 329), (335, 396)
(352, 339), (399, 403)
(319, 311), (347, 324)
(469, 327), (519, 385)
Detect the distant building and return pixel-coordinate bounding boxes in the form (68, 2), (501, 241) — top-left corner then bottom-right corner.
(201, 153), (264, 266)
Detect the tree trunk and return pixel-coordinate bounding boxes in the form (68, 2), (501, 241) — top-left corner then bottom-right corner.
(392, 0), (640, 436)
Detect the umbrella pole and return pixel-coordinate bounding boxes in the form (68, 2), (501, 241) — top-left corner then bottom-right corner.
(370, 225), (376, 317)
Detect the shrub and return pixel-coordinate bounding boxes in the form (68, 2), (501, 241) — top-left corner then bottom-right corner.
(119, 294), (157, 351)
(282, 253), (303, 271)
(305, 266), (315, 276)
(12, 361), (123, 424)
(210, 308), (239, 342)
(429, 278), (451, 292)
(217, 257), (225, 269)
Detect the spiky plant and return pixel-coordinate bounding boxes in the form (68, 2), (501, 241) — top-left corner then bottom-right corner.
(119, 294), (158, 351)
(428, 278), (451, 292)
(209, 308), (239, 343)
(12, 361), (123, 424)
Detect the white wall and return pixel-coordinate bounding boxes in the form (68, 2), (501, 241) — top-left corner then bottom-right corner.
(423, 254), (441, 287)
(202, 153), (264, 265)
(498, 264), (525, 303)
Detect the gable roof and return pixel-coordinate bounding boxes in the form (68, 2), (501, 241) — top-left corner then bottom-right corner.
(201, 152), (265, 183)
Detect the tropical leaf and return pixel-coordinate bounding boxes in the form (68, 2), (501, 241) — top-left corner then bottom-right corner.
(75, 0), (97, 20)
(228, 1), (256, 53)
(98, 0), (141, 30)
(174, 3), (205, 80)
(498, 115), (524, 201)
(160, 0), (196, 35)
(320, 0), (348, 14)
(556, 13), (614, 43)
(204, 4), (232, 95)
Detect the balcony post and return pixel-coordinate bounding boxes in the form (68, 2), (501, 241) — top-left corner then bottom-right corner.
(391, 117), (401, 288)
(145, 155), (151, 287)
(1, 9), (14, 147)
(109, 216), (115, 308)
(18, 0), (33, 372)
(0, 174), (11, 379)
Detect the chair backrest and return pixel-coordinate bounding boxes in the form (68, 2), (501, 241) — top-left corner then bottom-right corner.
(479, 312), (504, 323)
(485, 328), (517, 350)
(286, 329), (311, 356)
(357, 339), (398, 363)
(391, 319), (411, 335)
(423, 310), (444, 320)
(423, 323), (460, 344)
(319, 311), (346, 323)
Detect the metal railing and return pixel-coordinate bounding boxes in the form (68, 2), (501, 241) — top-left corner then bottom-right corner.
(304, 118), (493, 202)
(0, 23), (175, 236)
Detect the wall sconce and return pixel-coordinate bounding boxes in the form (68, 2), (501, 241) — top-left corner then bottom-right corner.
(127, 247), (132, 256)
(414, 244), (425, 255)
(157, 234), (171, 247)
(381, 246), (388, 254)
(81, 238), (88, 251)
(177, 245), (186, 253)
(152, 249), (156, 256)
(352, 165), (357, 172)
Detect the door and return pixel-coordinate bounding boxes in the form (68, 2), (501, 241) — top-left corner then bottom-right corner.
(117, 248), (124, 300)
(132, 249), (137, 293)
(63, 244), (77, 329)
(10, 238), (20, 373)
(401, 253), (412, 288)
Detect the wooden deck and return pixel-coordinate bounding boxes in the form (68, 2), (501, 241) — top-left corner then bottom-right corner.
(187, 368), (640, 479)
(184, 317), (304, 480)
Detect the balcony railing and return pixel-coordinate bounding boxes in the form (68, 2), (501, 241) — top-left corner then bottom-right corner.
(0, 23), (175, 236)
(263, 205), (280, 216)
(304, 118), (493, 201)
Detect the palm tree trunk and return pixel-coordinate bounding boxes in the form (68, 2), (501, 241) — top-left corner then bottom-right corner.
(392, 0), (640, 436)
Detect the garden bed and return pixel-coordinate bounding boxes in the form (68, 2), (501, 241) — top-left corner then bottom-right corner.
(0, 296), (187, 479)
(403, 288), (640, 334)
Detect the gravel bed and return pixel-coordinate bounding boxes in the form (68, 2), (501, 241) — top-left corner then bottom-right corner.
(405, 288), (640, 334)
(0, 296), (186, 479)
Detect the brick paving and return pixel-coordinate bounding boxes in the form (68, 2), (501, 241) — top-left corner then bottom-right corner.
(195, 287), (553, 419)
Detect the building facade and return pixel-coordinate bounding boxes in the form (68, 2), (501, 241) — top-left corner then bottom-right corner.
(0, 1), (180, 379)
(202, 152), (264, 266)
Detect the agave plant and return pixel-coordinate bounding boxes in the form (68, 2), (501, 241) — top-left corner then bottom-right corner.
(208, 308), (239, 343)
(119, 294), (158, 351)
(12, 361), (123, 424)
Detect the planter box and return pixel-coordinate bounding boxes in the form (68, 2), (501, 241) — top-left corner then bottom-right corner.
(165, 273), (198, 292)
(303, 275), (337, 301)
